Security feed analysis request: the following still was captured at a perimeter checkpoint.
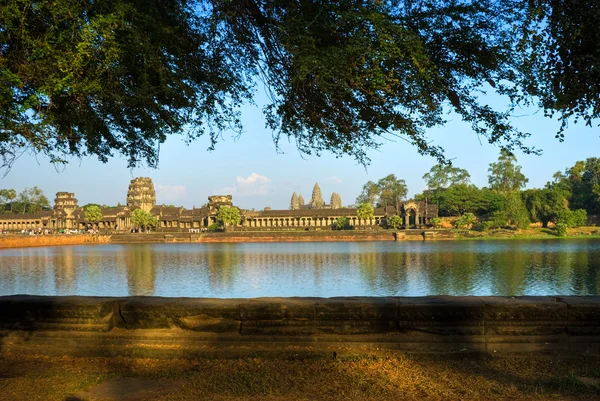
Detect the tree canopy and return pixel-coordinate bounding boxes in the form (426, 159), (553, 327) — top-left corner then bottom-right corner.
(423, 164), (471, 190)
(84, 205), (103, 225)
(217, 205), (241, 227)
(2, 0), (598, 169)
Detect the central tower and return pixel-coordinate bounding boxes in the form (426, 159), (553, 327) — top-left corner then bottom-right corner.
(126, 177), (156, 212)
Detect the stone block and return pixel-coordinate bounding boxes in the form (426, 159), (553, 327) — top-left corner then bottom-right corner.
(0, 295), (117, 332)
(559, 296), (600, 336)
(482, 297), (567, 336)
(313, 297), (398, 334)
(118, 298), (241, 332)
(397, 296), (485, 336)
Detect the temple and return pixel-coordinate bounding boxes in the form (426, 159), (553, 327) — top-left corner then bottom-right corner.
(0, 178), (437, 232)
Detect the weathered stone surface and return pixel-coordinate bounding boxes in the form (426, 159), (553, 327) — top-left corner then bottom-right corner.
(0, 295), (117, 331)
(118, 298), (241, 332)
(398, 296), (485, 336)
(482, 297), (567, 336)
(560, 296), (600, 336)
(1, 296), (600, 356)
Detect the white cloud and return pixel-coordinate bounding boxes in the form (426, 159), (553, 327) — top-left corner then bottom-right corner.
(156, 184), (187, 203)
(218, 173), (271, 196)
(326, 176), (343, 184)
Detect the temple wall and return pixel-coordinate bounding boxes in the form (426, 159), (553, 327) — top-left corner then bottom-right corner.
(1, 296), (598, 357)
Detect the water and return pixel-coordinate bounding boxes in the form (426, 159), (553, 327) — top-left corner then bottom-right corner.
(1, 240), (600, 297)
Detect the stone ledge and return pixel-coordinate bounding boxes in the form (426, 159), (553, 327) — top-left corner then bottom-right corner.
(0, 295), (598, 356)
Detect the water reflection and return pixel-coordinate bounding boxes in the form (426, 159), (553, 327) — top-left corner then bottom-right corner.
(0, 240), (600, 297)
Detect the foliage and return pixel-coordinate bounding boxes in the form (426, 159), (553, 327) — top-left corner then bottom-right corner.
(556, 209), (588, 228)
(310, 183), (324, 209)
(335, 216), (350, 230)
(131, 209), (158, 231)
(555, 223), (568, 237)
(488, 150), (529, 193)
(454, 213), (477, 229)
(4, 1), (600, 169)
(430, 217), (443, 229)
(84, 205), (103, 224)
(12, 187), (50, 214)
(441, 184), (486, 216)
(482, 211), (509, 231)
(356, 181), (379, 207)
(423, 164), (471, 190)
(207, 222), (221, 232)
(0, 0), (247, 170)
(504, 191), (530, 229)
(0, 189), (17, 212)
(217, 206), (241, 227)
(376, 175), (407, 208)
(387, 215), (403, 229)
(552, 158), (600, 214)
(290, 192), (299, 210)
(521, 188), (567, 227)
(356, 203), (375, 222)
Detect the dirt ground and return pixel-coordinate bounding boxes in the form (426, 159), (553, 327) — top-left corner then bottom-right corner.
(1, 352), (600, 401)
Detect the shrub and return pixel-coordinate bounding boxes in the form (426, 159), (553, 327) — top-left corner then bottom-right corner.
(556, 209), (588, 228)
(555, 222), (568, 237)
(482, 211), (508, 231)
(335, 217), (350, 230)
(207, 223), (221, 232)
(430, 217), (442, 228)
(387, 215), (402, 229)
(454, 212), (477, 229)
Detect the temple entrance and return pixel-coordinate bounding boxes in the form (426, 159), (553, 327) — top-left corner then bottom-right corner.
(408, 210), (417, 227)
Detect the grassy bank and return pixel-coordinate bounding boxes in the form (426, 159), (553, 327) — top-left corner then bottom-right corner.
(1, 352), (600, 400)
(455, 226), (600, 241)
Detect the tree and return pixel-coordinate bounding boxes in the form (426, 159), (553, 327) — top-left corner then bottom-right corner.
(217, 206), (241, 228)
(521, 188), (567, 227)
(356, 181), (379, 207)
(376, 175), (407, 210)
(552, 158), (600, 214)
(387, 215), (403, 229)
(454, 213), (477, 229)
(310, 183), (324, 209)
(423, 164), (471, 190)
(0, 189), (16, 212)
(6, 0), (585, 171)
(441, 184), (486, 216)
(488, 150), (529, 193)
(290, 192), (299, 210)
(131, 209), (157, 232)
(504, 191), (531, 229)
(84, 205), (103, 228)
(356, 203), (374, 224)
(15, 187), (49, 214)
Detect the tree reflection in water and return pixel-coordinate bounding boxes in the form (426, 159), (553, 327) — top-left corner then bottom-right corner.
(1, 240), (600, 297)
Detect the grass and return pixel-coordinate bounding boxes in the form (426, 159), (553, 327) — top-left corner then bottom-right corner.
(2, 352), (600, 400)
(455, 226), (600, 241)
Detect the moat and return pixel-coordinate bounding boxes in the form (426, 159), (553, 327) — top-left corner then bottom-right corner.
(1, 240), (600, 297)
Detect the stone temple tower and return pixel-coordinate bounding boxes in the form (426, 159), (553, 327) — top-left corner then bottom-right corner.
(53, 192), (78, 218)
(126, 177), (156, 212)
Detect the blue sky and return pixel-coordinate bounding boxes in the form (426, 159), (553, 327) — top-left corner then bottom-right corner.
(2, 94), (600, 210)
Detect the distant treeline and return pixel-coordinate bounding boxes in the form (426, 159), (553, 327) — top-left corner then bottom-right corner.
(356, 151), (599, 229)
